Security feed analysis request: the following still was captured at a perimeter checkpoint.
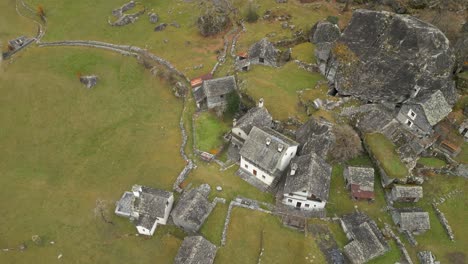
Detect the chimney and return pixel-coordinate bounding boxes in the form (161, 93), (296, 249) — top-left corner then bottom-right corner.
(132, 185), (142, 198)
(278, 144), (284, 152)
(266, 137), (271, 146)
(290, 163), (298, 175)
(233, 118), (237, 127)
(258, 98), (264, 108)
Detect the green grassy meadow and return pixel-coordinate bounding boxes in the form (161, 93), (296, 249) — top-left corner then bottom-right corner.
(194, 111), (230, 153)
(0, 47), (186, 263)
(365, 133), (408, 180)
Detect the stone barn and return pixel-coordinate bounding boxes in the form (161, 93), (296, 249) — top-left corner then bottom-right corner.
(390, 185), (423, 203)
(174, 236), (217, 264)
(248, 38), (279, 67)
(171, 184), (214, 233)
(391, 208), (430, 235)
(343, 166), (375, 201)
(194, 76), (237, 110)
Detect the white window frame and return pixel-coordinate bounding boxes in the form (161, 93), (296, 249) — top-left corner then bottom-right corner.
(405, 119), (413, 128)
(407, 109), (417, 120)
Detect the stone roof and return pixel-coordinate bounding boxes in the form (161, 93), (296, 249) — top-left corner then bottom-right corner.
(409, 90), (452, 126)
(341, 212), (389, 264)
(240, 126), (299, 175)
(344, 166), (374, 199)
(115, 191), (133, 217)
(171, 184), (213, 232)
(283, 153), (332, 202)
(391, 185), (423, 199)
(248, 38), (278, 63)
(392, 208), (430, 233)
(418, 251), (438, 264)
(295, 117), (335, 157)
(234, 105), (273, 136)
(193, 86), (206, 103)
(202, 76), (236, 98)
(174, 236), (217, 264)
(132, 185), (172, 229)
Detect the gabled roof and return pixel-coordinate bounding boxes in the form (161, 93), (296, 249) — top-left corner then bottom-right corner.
(408, 90), (452, 126)
(345, 166), (374, 199)
(391, 185), (423, 199)
(171, 184), (212, 232)
(295, 117), (335, 157)
(193, 86), (206, 103)
(341, 212), (389, 264)
(190, 73), (213, 88)
(417, 251), (437, 264)
(134, 186), (171, 219)
(203, 76), (236, 98)
(393, 207), (430, 232)
(175, 236), (217, 264)
(283, 153), (332, 201)
(248, 38), (278, 62)
(234, 106), (273, 135)
(240, 126), (299, 175)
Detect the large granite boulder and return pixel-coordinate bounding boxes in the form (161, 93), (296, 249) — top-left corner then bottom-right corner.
(309, 21), (340, 44)
(317, 9), (456, 105)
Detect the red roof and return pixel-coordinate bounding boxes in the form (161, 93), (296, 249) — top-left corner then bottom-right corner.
(350, 184), (375, 200)
(190, 73), (213, 88)
(237, 52), (248, 58)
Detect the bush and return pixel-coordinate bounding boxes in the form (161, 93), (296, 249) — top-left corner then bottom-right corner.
(245, 3), (259, 23)
(326, 16), (339, 25)
(225, 91), (240, 118)
(330, 125), (363, 162)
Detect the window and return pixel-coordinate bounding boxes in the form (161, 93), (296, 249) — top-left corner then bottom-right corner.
(220, 95), (224, 99)
(245, 164), (248, 169)
(166, 201), (169, 206)
(253, 169), (257, 176)
(259, 58), (264, 63)
(407, 109), (417, 120)
(305, 204), (310, 208)
(288, 199), (292, 203)
(405, 119), (413, 127)
(262, 175), (266, 179)
(302, 190), (307, 193)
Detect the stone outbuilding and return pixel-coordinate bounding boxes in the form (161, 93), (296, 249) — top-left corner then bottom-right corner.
(79, 75), (98, 89)
(174, 236), (217, 264)
(396, 90), (452, 136)
(390, 185), (423, 203)
(343, 166), (375, 201)
(458, 119), (468, 141)
(282, 153), (332, 210)
(239, 126), (299, 188)
(340, 212), (389, 264)
(194, 76), (237, 110)
(115, 185), (174, 236)
(171, 184), (214, 233)
(391, 208), (430, 235)
(295, 117), (335, 157)
(248, 38), (279, 67)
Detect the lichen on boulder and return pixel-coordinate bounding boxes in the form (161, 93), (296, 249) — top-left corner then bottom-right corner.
(316, 9), (457, 105)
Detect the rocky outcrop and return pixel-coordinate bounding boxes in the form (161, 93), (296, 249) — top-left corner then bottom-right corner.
(316, 10), (457, 105)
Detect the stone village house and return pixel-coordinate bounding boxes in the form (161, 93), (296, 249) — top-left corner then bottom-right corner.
(174, 236), (217, 264)
(340, 212), (389, 264)
(171, 184), (214, 233)
(282, 153), (331, 210)
(390, 184), (423, 203)
(235, 38), (279, 71)
(230, 98), (273, 150)
(239, 126), (299, 187)
(343, 166), (375, 201)
(115, 185), (174, 236)
(396, 90), (452, 136)
(391, 207), (430, 235)
(193, 75), (237, 110)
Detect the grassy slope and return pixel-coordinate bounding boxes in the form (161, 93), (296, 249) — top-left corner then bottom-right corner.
(216, 207), (326, 264)
(24, 0), (223, 79)
(0, 47), (185, 263)
(200, 203), (229, 246)
(365, 133), (408, 179)
(194, 111), (230, 153)
(455, 142), (468, 164)
(0, 0), (37, 44)
(238, 62), (325, 121)
(417, 157), (447, 168)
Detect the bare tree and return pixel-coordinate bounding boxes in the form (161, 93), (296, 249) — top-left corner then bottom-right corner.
(330, 125), (363, 162)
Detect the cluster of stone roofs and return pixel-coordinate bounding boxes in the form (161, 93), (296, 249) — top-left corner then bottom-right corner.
(115, 183), (218, 263)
